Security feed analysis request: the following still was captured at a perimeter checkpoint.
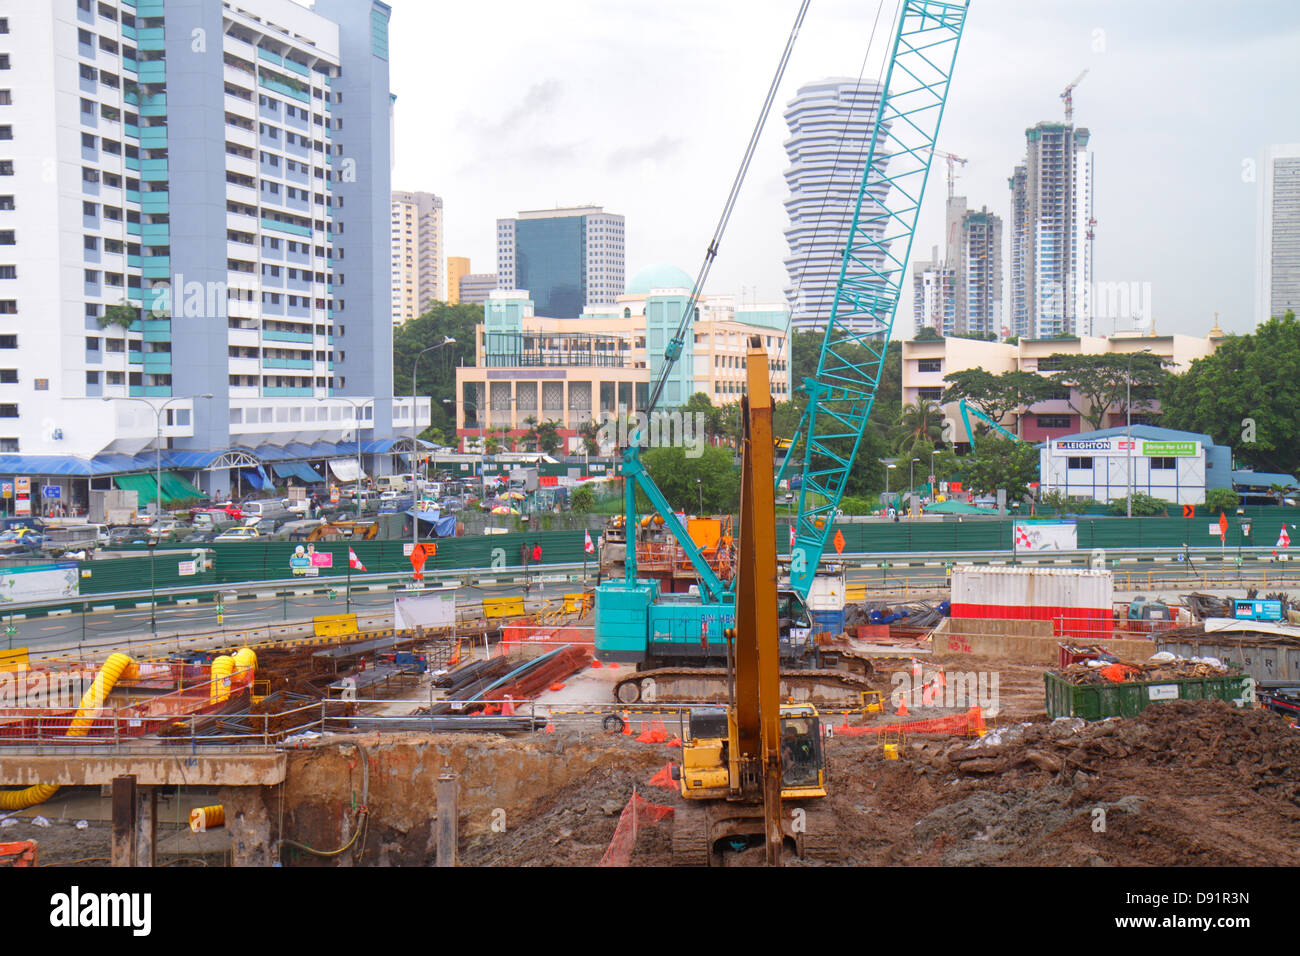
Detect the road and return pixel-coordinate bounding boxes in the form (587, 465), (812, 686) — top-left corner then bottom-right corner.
(7, 547), (1296, 653)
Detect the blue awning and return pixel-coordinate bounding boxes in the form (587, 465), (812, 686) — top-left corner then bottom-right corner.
(273, 461), (325, 483)
(254, 444), (292, 462)
(283, 442), (315, 458)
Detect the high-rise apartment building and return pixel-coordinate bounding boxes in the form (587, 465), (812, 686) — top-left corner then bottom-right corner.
(913, 199), (1003, 337)
(445, 255), (469, 306)
(912, 246), (956, 335)
(0, 0), (422, 503)
(1008, 122), (1093, 338)
(782, 78), (888, 332)
(458, 273), (497, 305)
(390, 189), (443, 322)
(494, 206), (624, 319)
(1256, 143), (1300, 321)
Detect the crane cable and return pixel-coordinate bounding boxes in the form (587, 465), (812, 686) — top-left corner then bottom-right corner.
(776, 0), (898, 374)
(642, 0), (810, 421)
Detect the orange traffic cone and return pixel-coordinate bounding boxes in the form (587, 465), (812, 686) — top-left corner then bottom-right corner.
(895, 693), (910, 718)
(621, 712), (633, 736)
(501, 695), (515, 716)
(591, 660), (603, 668)
(544, 713), (555, 734)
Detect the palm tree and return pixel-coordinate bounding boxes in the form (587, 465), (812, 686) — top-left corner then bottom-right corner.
(521, 415), (539, 453)
(893, 399), (944, 458)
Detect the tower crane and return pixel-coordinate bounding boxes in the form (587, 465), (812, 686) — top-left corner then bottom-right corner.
(1060, 68), (1088, 125)
(927, 147), (968, 200)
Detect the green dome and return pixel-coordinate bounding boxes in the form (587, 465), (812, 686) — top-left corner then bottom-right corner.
(626, 264), (693, 295)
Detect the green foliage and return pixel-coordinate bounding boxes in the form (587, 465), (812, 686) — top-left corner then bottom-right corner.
(1159, 312), (1300, 474)
(913, 327), (943, 341)
(1046, 352), (1170, 431)
(838, 495), (877, 516)
(1037, 489), (1098, 517)
(98, 300), (139, 330)
(1108, 493), (1171, 517)
(392, 302), (483, 441)
(1204, 488), (1241, 513)
(569, 485), (595, 514)
(892, 399), (944, 460)
(577, 419), (602, 456)
(535, 419), (562, 456)
(959, 435), (1039, 500)
(941, 368), (1059, 433)
(639, 444), (739, 514)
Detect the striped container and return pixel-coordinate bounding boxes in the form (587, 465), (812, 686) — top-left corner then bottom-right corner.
(950, 565), (1114, 638)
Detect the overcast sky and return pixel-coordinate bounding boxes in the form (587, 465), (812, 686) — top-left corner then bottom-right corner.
(382, 0), (1300, 337)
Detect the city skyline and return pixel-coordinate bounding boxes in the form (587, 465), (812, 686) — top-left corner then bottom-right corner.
(388, 0), (1300, 338)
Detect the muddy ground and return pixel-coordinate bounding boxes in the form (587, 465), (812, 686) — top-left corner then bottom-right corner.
(461, 699), (1300, 867)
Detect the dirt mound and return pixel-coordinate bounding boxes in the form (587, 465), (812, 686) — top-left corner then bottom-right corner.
(928, 700), (1299, 806)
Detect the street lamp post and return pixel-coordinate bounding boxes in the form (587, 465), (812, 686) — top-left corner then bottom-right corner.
(317, 397), (373, 520)
(697, 477), (703, 514)
(411, 337), (456, 550)
(105, 393), (212, 518)
(909, 457), (920, 516)
(1125, 348), (1152, 518)
(882, 461), (898, 513)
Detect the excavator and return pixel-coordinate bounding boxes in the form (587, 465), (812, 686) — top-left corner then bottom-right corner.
(670, 340), (835, 866)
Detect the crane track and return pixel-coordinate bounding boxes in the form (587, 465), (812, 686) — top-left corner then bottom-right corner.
(612, 667), (875, 705)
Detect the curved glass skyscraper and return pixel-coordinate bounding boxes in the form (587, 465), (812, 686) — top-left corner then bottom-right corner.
(782, 77), (889, 332)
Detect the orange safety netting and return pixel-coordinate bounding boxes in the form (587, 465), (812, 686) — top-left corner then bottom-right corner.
(647, 763), (677, 790)
(836, 706), (986, 738)
(599, 791), (675, 867)
(635, 718), (669, 743)
(0, 841), (37, 867)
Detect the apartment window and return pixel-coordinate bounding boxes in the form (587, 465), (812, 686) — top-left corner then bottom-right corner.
(917, 359), (942, 373)
(85, 371), (99, 385)
(0, 91), (10, 106)
(85, 336), (100, 350)
(1066, 457), (1093, 470)
(0, 55), (11, 70)
(0, 266), (13, 279)
(0, 126), (10, 141)
(83, 167), (99, 183)
(0, 335), (15, 348)
(0, 161), (10, 175)
(917, 387), (942, 401)
(1150, 457), (1177, 470)
(0, 369), (14, 383)
(84, 269), (99, 283)
(0, 300), (15, 314)
(84, 236), (98, 250)
(0, 196), (11, 211)
(0, 405), (18, 418)
(1035, 414), (1072, 429)
(0, 19), (9, 34)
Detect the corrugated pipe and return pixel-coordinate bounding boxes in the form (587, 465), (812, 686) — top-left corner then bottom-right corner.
(189, 805), (225, 832)
(1, 652), (134, 811)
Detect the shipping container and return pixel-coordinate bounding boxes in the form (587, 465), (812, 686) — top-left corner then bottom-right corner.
(951, 565), (1113, 637)
(1044, 671), (1249, 720)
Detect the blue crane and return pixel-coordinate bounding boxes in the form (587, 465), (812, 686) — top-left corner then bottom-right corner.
(596, 0), (970, 666)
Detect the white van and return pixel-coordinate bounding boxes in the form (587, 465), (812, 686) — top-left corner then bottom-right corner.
(376, 474), (413, 494)
(239, 499), (291, 521)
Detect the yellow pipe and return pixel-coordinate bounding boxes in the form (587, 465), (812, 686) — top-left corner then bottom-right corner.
(1, 652), (134, 811)
(189, 805), (225, 832)
(209, 655), (235, 704)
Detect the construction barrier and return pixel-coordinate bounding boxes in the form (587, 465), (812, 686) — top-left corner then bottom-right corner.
(0, 649), (27, 673)
(598, 790), (674, 867)
(312, 613), (359, 638)
(483, 596), (526, 620)
(836, 705), (986, 738)
(0, 841), (37, 866)
(499, 624), (594, 650)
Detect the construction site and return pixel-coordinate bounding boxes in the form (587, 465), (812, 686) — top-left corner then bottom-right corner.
(1, 0), (1296, 874)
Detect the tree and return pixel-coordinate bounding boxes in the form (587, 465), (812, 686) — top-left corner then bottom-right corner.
(1159, 312), (1300, 475)
(1204, 488), (1241, 513)
(913, 327), (943, 342)
(959, 435), (1039, 500)
(570, 485), (595, 514)
(941, 369), (1058, 435)
(520, 415), (539, 452)
(535, 419), (562, 456)
(1046, 352), (1170, 432)
(640, 444), (739, 513)
(392, 302), (483, 441)
(892, 399), (944, 460)
(578, 418), (602, 456)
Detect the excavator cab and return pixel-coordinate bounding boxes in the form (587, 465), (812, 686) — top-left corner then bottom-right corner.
(678, 704), (826, 801)
(778, 706), (825, 795)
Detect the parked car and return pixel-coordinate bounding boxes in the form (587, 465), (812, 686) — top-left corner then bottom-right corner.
(438, 497), (464, 512)
(182, 530), (217, 544)
(239, 499), (291, 522)
(214, 526), (262, 542)
(107, 526), (147, 546)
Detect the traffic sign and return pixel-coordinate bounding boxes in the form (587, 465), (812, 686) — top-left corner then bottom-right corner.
(832, 529), (846, 555)
(1182, 504), (1194, 518)
(41, 485), (61, 499)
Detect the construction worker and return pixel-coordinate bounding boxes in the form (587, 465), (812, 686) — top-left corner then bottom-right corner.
(532, 541), (543, 564)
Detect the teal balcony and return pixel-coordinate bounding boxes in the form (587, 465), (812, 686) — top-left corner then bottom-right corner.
(262, 328), (313, 344)
(262, 357), (313, 370)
